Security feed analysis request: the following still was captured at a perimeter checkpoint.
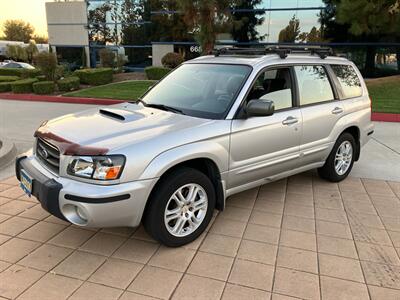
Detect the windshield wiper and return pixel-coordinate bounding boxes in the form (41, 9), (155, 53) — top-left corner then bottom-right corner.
(145, 103), (185, 115)
(131, 98), (147, 106)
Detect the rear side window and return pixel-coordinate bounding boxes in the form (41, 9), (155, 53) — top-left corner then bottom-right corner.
(295, 66), (334, 106)
(331, 65), (362, 99)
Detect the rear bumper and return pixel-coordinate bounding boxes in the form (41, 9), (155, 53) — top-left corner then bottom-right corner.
(15, 155), (157, 228)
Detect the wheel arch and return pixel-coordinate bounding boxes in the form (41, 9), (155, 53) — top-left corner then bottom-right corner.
(340, 125), (361, 161)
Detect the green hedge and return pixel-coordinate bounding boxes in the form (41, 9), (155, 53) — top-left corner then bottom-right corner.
(33, 81), (55, 95)
(145, 66), (171, 80)
(11, 78), (39, 93)
(36, 75), (47, 81)
(0, 68), (41, 78)
(0, 76), (20, 82)
(74, 68), (113, 86)
(0, 82), (12, 92)
(57, 76), (80, 92)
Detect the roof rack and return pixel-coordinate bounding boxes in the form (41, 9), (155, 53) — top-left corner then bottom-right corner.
(213, 45), (333, 59)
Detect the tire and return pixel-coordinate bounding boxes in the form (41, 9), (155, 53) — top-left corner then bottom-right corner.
(318, 132), (356, 182)
(143, 167), (216, 247)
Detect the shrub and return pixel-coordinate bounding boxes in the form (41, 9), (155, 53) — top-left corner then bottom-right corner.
(161, 52), (184, 68)
(0, 68), (41, 78)
(0, 82), (12, 92)
(74, 68), (113, 85)
(58, 76), (80, 92)
(0, 76), (20, 82)
(99, 48), (115, 68)
(33, 52), (58, 81)
(116, 54), (128, 73)
(36, 75), (46, 81)
(33, 81), (55, 95)
(11, 78), (38, 93)
(145, 66), (171, 80)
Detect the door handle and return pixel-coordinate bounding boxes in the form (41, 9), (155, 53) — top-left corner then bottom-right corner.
(332, 107), (343, 115)
(282, 116), (298, 125)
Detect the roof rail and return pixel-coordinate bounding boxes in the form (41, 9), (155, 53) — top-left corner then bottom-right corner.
(213, 45), (333, 59)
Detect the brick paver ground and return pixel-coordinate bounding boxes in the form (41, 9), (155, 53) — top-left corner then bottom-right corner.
(0, 173), (399, 300)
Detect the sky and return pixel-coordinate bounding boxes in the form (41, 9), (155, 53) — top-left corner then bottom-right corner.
(0, 0), (48, 36)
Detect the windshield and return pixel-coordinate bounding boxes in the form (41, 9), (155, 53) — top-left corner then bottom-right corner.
(141, 63), (251, 119)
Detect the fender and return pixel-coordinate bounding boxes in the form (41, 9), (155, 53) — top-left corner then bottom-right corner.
(138, 139), (230, 180)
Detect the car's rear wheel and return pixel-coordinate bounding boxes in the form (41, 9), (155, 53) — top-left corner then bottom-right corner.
(143, 167), (215, 247)
(318, 132), (356, 182)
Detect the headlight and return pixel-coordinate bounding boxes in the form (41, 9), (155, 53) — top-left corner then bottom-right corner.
(67, 155), (125, 180)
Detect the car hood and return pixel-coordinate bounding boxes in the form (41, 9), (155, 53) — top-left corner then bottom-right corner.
(35, 102), (218, 155)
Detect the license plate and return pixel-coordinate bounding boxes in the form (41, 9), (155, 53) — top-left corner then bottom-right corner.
(20, 169), (33, 197)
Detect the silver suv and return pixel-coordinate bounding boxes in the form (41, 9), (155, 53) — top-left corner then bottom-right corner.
(16, 47), (374, 246)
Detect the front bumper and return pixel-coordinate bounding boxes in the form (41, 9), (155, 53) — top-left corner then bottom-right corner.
(15, 155), (157, 228)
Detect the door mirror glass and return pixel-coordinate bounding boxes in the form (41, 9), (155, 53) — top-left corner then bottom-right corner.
(245, 99), (275, 117)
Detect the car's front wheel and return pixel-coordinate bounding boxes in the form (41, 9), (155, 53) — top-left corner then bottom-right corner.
(318, 132), (356, 182)
(143, 167), (215, 247)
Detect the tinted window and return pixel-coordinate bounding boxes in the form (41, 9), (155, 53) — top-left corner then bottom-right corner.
(331, 65), (362, 99)
(246, 68), (293, 110)
(142, 64), (251, 119)
(295, 66), (334, 105)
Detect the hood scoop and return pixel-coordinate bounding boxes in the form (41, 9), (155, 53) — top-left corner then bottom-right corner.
(99, 108), (141, 122)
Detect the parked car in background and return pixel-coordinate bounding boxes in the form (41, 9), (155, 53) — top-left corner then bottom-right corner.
(16, 46), (374, 247)
(0, 61), (35, 69)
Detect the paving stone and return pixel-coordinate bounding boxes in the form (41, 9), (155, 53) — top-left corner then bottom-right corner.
(149, 246), (196, 272)
(222, 283), (271, 300)
(128, 266), (182, 299)
(319, 253), (364, 282)
(320, 276), (369, 300)
(280, 229), (316, 251)
(69, 281), (122, 300)
(243, 223), (280, 244)
(228, 259), (274, 291)
(172, 274), (225, 300)
(80, 232), (126, 256)
(277, 246), (318, 274)
(48, 226), (96, 248)
(18, 220), (66, 242)
(89, 258), (143, 289)
(200, 233), (241, 257)
(237, 239), (278, 265)
(19, 244), (72, 271)
(0, 264), (44, 299)
(0, 237), (41, 263)
(273, 267), (320, 300)
(187, 251), (233, 281)
(112, 239), (159, 264)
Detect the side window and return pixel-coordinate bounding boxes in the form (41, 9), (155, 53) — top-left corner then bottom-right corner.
(331, 64), (362, 99)
(295, 65), (334, 106)
(246, 68), (293, 111)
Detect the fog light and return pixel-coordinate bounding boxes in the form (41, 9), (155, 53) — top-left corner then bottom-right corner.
(76, 206), (87, 222)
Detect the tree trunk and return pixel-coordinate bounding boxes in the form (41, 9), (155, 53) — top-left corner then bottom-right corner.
(365, 46), (376, 77)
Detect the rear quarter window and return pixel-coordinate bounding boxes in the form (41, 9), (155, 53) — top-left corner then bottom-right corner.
(331, 65), (363, 99)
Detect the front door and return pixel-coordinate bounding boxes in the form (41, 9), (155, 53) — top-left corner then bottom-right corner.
(228, 67), (302, 189)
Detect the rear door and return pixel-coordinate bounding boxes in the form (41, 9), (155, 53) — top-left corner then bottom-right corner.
(295, 65), (344, 165)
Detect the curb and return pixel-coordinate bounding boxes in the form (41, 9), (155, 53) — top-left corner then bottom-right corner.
(371, 112), (400, 123)
(0, 93), (125, 106)
(0, 138), (17, 169)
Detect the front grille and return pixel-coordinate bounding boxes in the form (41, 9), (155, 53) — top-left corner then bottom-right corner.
(36, 138), (60, 174)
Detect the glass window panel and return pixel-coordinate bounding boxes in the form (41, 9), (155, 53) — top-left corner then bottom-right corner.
(142, 64), (252, 119)
(295, 66), (334, 105)
(331, 65), (362, 99)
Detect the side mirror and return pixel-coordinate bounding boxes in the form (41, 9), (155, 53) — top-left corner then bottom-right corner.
(245, 99), (275, 117)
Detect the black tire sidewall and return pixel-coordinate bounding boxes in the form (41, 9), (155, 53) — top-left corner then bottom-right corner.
(144, 167), (216, 247)
(319, 132), (356, 182)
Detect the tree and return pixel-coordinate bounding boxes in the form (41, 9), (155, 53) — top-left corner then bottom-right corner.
(2, 20), (34, 42)
(32, 35), (48, 44)
(335, 0), (400, 74)
(176, 0), (232, 54)
(231, 0), (265, 43)
(34, 52), (58, 81)
(298, 26), (326, 43)
(88, 2), (113, 44)
(25, 41), (39, 63)
(278, 15), (301, 43)
(5, 44), (28, 61)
